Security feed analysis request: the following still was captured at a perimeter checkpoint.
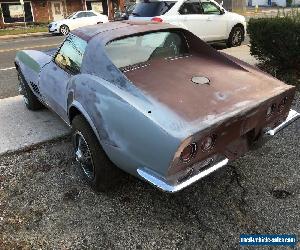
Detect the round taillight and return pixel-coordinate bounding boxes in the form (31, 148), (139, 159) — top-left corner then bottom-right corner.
(180, 143), (197, 163)
(278, 97), (288, 112)
(266, 103), (276, 117)
(201, 135), (215, 151)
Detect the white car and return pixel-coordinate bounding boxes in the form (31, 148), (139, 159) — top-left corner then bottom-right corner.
(129, 0), (246, 47)
(48, 11), (109, 35)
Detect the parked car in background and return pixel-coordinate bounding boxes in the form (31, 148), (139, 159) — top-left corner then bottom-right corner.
(114, 3), (136, 21)
(129, 0), (246, 47)
(48, 10), (108, 35)
(15, 22), (299, 192)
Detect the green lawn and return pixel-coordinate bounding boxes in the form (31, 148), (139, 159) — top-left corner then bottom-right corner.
(0, 26), (48, 36)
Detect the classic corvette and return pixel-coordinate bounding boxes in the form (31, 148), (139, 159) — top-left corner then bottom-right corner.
(15, 21), (300, 192)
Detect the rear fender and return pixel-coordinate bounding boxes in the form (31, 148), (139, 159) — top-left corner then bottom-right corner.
(67, 74), (181, 176)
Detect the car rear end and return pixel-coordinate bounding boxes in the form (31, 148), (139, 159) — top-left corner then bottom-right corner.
(104, 26), (300, 192)
(129, 0), (177, 22)
(137, 86), (298, 192)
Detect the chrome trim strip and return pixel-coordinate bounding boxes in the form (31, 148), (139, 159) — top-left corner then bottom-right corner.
(137, 158), (229, 193)
(265, 109), (300, 136)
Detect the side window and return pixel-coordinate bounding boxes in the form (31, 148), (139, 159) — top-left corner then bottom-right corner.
(76, 12), (86, 18)
(54, 34), (87, 74)
(86, 12), (97, 17)
(179, 0), (202, 15)
(201, 2), (221, 14)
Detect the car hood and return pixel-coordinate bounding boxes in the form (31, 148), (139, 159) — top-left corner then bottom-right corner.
(124, 52), (293, 138)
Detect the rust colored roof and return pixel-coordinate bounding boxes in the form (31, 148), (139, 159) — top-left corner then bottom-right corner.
(72, 21), (177, 42)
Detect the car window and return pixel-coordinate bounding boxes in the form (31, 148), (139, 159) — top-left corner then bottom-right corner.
(54, 34), (87, 74)
(132, 1), (176, 17)
(179, 0), (202, 15)
(85, 12), (97, 17)
(76, 12), (86, 18)
(105, 31), (189, 69)
(201, 1), (220, 14)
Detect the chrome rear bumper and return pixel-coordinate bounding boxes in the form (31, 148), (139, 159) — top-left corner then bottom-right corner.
(264, 109), (300, 136)
(138, 109), (300, 193)
(138, 158), (229, 193)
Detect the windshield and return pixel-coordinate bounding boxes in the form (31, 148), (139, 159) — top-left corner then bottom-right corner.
(132, 1), (176, 17)
(105, 31), (189, 69)
(66, 13), (76, 19)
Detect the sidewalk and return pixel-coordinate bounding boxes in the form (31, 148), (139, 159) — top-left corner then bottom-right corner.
(0, 45), (257, 155)
(0, 96), (70, 155)
(222, 45), (258, 65)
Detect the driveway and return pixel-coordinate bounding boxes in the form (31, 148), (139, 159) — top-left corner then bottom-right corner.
(0, 106), (299, 248)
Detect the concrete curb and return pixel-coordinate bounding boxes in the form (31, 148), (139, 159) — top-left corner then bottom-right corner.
(0, 32), (51, 41)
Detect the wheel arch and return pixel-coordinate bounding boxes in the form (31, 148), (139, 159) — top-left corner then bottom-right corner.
(68, 101), (101, 144)
(231, 23), (245, 39)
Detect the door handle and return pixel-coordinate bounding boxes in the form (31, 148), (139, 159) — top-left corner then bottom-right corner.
(207, 17), (213, 21)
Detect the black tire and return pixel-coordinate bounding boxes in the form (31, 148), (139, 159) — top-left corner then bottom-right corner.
(60, 25), (70, 36)
(72, 115), (122, 192)
(18, 71), (44, 111)
(226, 25), (244, 48)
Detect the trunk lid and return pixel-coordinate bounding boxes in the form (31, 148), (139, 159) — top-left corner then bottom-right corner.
(124, 54), (294, 138)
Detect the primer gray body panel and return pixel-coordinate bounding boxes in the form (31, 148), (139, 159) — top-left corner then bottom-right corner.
(14, 21), (297, 182)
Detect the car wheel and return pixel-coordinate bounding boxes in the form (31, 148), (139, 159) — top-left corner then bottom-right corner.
(18, 71), (44, 110)
(227, 26), (244, 47)
(72, 115), (123, 192)
(60, 25), (70, 36)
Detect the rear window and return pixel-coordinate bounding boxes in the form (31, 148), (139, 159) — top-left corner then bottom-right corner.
(105, 31), (189, 69)
(132, 1), (176, 17)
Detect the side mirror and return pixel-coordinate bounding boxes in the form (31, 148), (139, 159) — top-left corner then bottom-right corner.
(220, 9), (225, 15)
(72, 16), (77, 19)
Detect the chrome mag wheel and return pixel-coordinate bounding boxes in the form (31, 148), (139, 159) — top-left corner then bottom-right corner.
(232, 28), (242, 46)
(60, 25), (69, 36)
(74, 131), (95, 180)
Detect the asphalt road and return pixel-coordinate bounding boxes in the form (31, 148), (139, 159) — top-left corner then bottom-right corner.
(0, 34), (250, 99)
(0, 35), (64, 99)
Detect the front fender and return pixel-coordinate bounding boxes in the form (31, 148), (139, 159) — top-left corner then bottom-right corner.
(15, 50), (51, 85)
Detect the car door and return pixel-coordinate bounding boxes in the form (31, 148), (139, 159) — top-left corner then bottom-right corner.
(69, 12), (88, 29)
(176, 0), (209, 41)
(199, 1), (227, 41)
(38, 34), (87, 121)
(84, 11), (99, 24)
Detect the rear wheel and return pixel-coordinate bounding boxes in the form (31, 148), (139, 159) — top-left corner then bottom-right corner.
(227, 25), (244, 47)
(60, 25), (70, 36)
(72, 115), (123, 192)
(18, 72), (44, 110)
